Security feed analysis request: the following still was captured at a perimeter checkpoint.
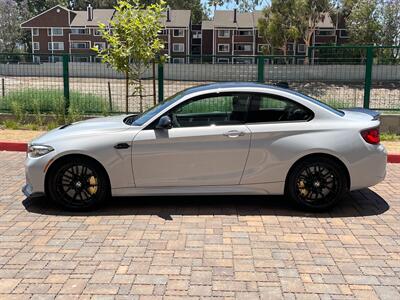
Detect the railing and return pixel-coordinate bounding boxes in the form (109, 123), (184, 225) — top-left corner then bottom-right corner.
(0, 46), (399, 115)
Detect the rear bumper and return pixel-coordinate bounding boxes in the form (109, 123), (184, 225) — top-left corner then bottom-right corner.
(349, 144), (387, 191)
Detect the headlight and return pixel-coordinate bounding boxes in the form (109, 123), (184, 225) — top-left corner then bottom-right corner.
(28, 144), (54, 158)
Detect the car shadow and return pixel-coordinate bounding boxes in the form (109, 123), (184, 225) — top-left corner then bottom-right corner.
(22, 188), (389, 220)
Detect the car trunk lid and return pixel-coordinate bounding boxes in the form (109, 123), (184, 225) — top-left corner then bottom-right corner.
(341, 108), (380, 121)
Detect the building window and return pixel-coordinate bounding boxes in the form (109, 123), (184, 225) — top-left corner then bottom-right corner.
(71, 42), (90, 49)
(33, 56), (40, 63)
(339, 29), (349, 38)
(93, 42), (106, 50)
(33, 42), (40, 51)
(297, 44), (306, 53)
(257, 44), (267, 53)
(32, 28), (39, 36)
(218, 44), (230, 53)
(71, 28), (90, 35)
(172, 57), (185, 64)
(233, 57), (253, 64)
(173, 29), (184, 37)
(172, 43), (184, 52)
(94, 29), (102, 36)
(218, 30), (230, 38)
(236, 30), (253, 36)
(48, 42), (64, 51)
(217, 58), (229, 64)
(163, 43), (168, 50)
(158, 29), (168, 35)
(192, 30), (202, 39)
(73, 56), (89, 62)
(48, 28), (63, 36)
(234, 44), (252, 52)
(316, 29), (335, 36)
(48, 56), (62, 63)
(287, 43), (294, 52)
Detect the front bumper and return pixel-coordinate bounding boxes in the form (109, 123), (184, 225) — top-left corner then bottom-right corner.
(22, 152), (54, 198)
(22, 184), (44, 198)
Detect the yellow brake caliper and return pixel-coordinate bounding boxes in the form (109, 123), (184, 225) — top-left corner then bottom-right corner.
(87, 176), (98, 195)
(298, 180), (308, 197)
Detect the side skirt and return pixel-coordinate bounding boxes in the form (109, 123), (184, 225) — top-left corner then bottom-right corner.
(111, 182), (284, 197)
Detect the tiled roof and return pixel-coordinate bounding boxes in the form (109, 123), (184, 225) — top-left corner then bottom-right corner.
(205, 10), (263, 29)
(161, 10), (191, 28)
(70, 9), (115, 27)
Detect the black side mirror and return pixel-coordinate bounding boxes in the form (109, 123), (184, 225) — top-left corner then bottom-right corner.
(156, 115), (172, 129)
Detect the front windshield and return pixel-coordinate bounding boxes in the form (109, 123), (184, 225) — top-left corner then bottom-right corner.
(130, 91), (185, 126)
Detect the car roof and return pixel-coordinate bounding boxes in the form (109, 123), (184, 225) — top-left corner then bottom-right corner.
(180, 82), (286, 95)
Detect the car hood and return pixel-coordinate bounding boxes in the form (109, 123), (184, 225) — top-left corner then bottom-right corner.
(32, 115), (137, 145)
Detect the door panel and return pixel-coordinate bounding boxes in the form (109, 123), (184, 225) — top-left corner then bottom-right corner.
(132, 125), (251, 187)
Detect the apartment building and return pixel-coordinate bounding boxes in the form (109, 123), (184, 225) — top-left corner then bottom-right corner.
(159, 9), (191, 63)
(21, 5), (191, 63)
(20, 5), (348, 64)
(21, 5), (114, 62)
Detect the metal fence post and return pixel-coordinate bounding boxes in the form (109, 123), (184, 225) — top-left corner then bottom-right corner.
(158, 62), (164, 103)
(363, 46), (373, 109)
(257, 56), (265, 83)
(62, 54), (70, 115)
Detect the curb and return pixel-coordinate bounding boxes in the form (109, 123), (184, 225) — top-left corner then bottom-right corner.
(0, 141), (28, 152)
(1, 141), (400, 163)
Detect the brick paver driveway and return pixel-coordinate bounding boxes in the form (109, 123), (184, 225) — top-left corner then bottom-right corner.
(0, 152), (399, 299)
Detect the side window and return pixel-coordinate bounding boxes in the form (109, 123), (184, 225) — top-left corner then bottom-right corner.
(247, 94), (313, 123)
(167, 93), (251, 128)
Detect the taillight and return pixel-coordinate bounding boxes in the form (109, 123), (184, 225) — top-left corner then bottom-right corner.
(361, 127), (380, 144)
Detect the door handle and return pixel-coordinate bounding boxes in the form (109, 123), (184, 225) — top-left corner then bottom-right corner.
(114, 143), (130, 149)
(223, 130), (245, 138)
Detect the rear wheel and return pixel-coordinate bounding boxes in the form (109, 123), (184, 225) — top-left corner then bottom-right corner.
(46, 158), (110, 211)
(285, 157), (348, 211)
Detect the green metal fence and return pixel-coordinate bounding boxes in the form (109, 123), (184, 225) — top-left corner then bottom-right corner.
(0, 46), (399, 115)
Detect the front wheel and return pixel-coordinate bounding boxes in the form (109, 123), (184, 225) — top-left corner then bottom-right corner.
(285, 157), (348, 212)
(46, 158), (110, 211)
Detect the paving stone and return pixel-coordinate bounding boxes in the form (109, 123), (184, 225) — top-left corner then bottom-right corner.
(0, 152), (399, 299)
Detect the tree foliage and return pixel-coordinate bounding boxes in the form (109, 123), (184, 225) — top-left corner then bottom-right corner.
(93, 0), (166, 113)
(379, 0), (400, 46)
(0, 0), (30, 52)
(258, 0), (300, 55)
(258, 0), (330, 57)
(346, 0), (382, 44)
(71, 1), (114, 9)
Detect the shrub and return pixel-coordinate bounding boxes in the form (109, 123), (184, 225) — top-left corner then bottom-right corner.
(0, 88), (109, 115)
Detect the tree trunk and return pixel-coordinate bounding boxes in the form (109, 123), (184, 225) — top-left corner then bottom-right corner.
(125, 70), (129, 114)
(139, 75), (143, 113)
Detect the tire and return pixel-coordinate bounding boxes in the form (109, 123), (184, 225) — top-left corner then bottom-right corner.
(285, 156), (348, 212)
(46, 157), (110, 211)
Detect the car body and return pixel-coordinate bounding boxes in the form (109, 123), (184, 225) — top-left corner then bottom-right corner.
(23, 82), (387, 210)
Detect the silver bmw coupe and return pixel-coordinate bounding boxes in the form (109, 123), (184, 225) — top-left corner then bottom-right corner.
(23, 83), (387, 211)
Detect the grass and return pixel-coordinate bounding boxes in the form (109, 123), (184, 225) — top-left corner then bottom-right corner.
(0, 88), (110, 114)
(381, 132), (400, 141)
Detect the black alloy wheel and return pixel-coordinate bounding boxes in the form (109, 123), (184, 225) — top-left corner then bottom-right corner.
(286, 157), (347, 211)
(47, 158), (109, 211)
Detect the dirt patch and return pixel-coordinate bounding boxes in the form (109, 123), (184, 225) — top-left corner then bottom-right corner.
(0, 129), (45, 142)
(382, 141), (400, 154)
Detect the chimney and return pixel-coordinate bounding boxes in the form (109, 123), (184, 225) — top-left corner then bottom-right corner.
(87, 4), (93, 21)
(233, 8), (237, 23)
(166, 6), (171, 22)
